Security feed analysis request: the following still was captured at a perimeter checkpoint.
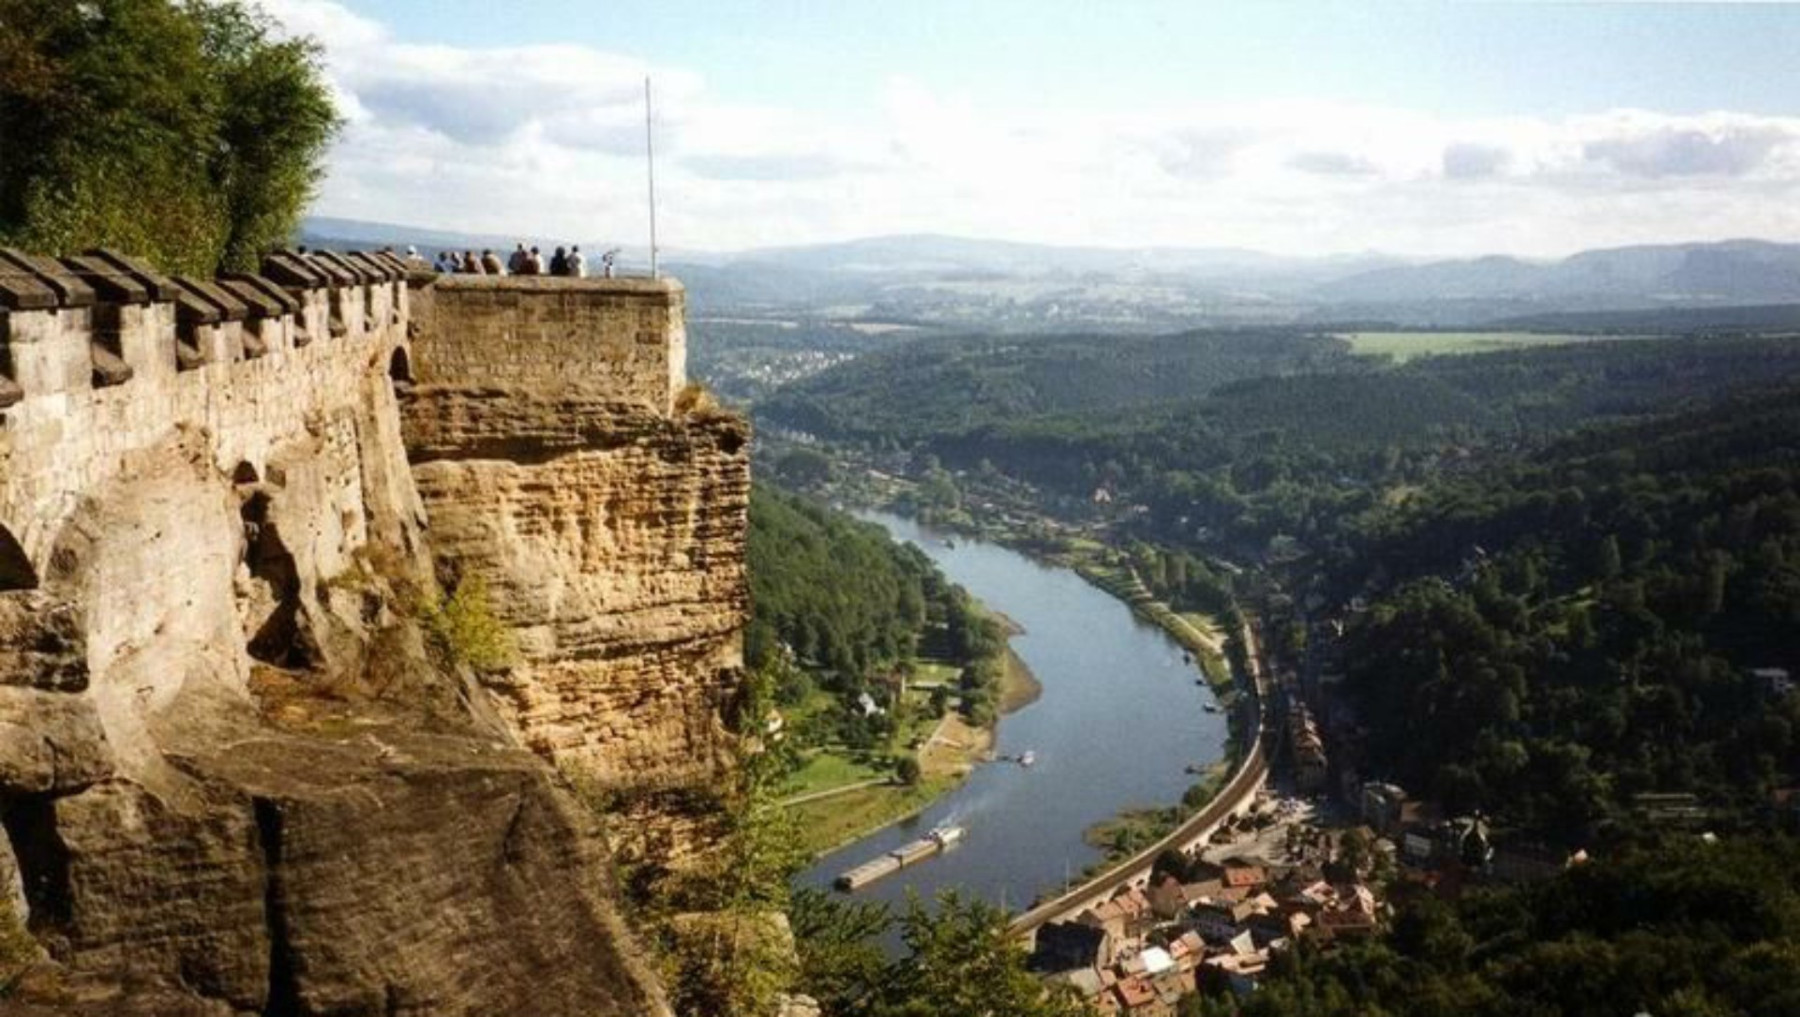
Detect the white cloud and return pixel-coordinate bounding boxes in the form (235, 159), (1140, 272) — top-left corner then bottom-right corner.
(268, 0), (1800, 257)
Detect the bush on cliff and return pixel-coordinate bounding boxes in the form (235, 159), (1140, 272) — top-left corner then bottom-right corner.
(0, 0), (338, 273)
(423, 576), (514, 672)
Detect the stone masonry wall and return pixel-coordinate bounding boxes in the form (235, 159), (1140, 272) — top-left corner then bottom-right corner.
(409, 275), (687, 414)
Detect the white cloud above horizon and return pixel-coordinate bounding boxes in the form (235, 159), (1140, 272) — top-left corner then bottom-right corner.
(268, 0), (1800, 259)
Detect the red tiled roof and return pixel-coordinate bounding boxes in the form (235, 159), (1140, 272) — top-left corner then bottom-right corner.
(1223, 865), (1266, 888)
(1114, 975), (1157, 1008)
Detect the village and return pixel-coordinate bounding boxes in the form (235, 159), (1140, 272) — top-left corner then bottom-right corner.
(1022, 611), (1597, 1016)
(1025, 781), (1380, 1015)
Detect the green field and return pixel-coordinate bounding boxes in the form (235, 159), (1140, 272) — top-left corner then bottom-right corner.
(1337, 331), (1628, 362)
(778, 751), (889, 799)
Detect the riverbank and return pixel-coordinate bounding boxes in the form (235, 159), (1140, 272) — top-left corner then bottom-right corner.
(782, 504), (1233, 862)
(784, 624), (1042, 858)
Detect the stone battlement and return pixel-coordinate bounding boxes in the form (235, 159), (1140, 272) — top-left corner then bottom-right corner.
(0, 247), (416, 590)
(0, 250), (697, 588)
(0, 247), (414, 408)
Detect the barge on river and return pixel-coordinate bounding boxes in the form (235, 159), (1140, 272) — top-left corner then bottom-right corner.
(834, 825), (965, 891)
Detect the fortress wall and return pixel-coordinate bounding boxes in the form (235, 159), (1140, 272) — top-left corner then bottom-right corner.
(409, 275), (687, 413)
(0, 249), (426, 773)
(0, 252), (683, 1016)
(0, 250), (416, 586)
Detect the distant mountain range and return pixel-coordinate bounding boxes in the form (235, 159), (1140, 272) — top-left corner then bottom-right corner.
(300, 216), (1800, 327)
(1314, 239), (1800, 304)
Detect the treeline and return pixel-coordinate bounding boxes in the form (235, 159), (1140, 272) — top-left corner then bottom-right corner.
(761, 329), (1356, 444)
(1330, 387), (1800, 840)
(746, 483), (1005, 734)
(0, 0), (339, 273)
(747, 483), (935, 675)
(769, 331), (1800, 558)
(1188, 836), (1800, 1017)
(1124, 540), (1236, 619)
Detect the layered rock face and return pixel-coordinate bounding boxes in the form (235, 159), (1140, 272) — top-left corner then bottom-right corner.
(0, 253), (676, 1016)
(403, 277), (750, 865)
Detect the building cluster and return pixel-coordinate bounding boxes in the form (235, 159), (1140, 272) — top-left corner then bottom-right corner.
(1283, 697), (1327, 794)
(1030, 853), (1384, 1015)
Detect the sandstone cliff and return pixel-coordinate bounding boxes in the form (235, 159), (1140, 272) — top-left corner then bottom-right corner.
(403, 277), (751, 872)
(0, 251), (713, 1015)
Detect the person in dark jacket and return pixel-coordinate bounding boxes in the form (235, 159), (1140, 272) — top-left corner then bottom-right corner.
(507, 244), (528, 274)
(549, 246), (569, 276)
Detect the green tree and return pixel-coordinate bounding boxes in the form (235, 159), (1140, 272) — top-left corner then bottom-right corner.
(0, 0), (338, 273)
(876, 892), (1088, 1017)
(894, 755), (922, 786)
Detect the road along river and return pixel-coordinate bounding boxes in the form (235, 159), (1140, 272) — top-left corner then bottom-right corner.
(792, 511), (1230, 915)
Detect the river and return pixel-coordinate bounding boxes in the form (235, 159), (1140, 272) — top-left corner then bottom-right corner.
(793, 511), (1230, 915)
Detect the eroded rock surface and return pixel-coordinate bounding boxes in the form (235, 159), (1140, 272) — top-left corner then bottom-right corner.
(0, 262), (688, 1016)
(400, 379), (751, 871)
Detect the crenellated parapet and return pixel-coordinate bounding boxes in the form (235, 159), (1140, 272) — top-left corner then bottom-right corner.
(0, 247), (416, 590)
(0, 247), (412, 405)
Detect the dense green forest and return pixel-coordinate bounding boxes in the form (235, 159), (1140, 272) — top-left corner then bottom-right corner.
(747, 483), (938, 676)
(1326, 387), (1800, 840)
(1188, 836), (1800, 1017)
(746, 483), (1005, 736)
(767, 331), (1800, 557)
(760, 329), (1356, 443)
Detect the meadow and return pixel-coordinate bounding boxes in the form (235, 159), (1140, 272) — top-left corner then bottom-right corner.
(1337, 330), (1628, 362)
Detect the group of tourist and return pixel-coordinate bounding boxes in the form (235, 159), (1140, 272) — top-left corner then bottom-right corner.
(430, 243), (617, 279)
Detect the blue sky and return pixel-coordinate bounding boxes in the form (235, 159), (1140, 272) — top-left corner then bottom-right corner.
(346, 1), (1800, 118)
(270, 0), (1800, 255)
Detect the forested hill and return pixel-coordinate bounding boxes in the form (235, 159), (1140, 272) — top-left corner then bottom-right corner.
(746, 484), (938, 676)
(759, 329), (1355, 443)
(766, 331), (1800, 556)
(1329, 386), (1800, 841)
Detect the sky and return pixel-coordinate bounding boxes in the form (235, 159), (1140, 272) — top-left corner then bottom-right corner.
(267, 0), (1800, 258)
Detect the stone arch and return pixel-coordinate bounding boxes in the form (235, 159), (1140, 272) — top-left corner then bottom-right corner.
(388, 346), (413, 385)
(0, 524), (36, 591)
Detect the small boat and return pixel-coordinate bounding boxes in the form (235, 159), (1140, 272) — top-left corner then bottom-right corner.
(944, 538), (957, 549)
(1203, 702), (1222, 714)
(1017, 750), (1037, 767)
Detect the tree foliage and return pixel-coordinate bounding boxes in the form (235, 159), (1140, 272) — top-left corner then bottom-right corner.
(793, 890), (1088, 1017)
(1334, 387), (1800, 838)
(0, 0), (338, 273)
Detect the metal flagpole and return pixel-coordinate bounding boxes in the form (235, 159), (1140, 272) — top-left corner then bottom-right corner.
(645, 76), (659, 279)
